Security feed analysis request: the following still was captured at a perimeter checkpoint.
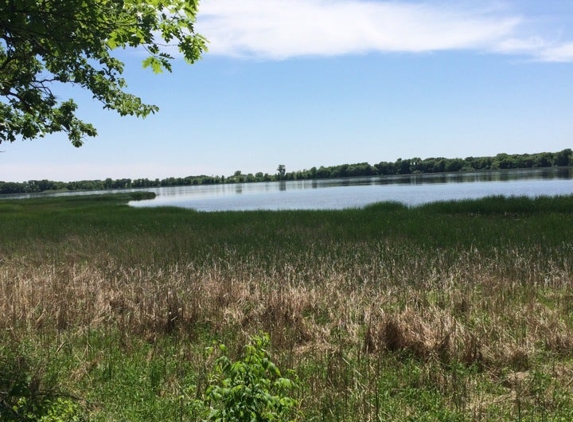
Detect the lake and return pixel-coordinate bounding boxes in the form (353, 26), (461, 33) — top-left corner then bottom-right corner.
(129, 168), (573, 211)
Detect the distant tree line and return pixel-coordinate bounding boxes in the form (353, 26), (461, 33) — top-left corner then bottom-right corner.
(0, 175), (224, 195)
(1, 149), (571, 195)
(297, 149), (573, 180)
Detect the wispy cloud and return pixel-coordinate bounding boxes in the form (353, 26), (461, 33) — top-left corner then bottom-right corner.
(535, 43), (573, 63)
(196, 0), (573, 62)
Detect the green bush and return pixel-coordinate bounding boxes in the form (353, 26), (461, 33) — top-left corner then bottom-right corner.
(128, 191), (156, 201)
(191, 334), (298, 422)
(0, 349), (83, 422)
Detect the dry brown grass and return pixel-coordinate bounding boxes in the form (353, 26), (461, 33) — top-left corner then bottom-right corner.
(1, 252), (572, 420)
(3, 248), (572, 373)
(3, 195), (573, 419)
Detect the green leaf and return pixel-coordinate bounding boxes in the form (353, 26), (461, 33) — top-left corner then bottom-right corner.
(195, 333), (298, 421)
(0, 0), (205, 146)
(142, 57), (164, 74)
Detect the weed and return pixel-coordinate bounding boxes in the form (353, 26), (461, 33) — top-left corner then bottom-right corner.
(0, 346), (84, 421)
(189, 333), (298, 421)
(1, 194), (573, 420)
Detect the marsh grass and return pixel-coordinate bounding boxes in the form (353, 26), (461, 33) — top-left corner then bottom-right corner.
(1, 194), (573, 420)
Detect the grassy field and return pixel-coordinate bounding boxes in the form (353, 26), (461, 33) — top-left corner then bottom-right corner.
(1, 193), (573, 421)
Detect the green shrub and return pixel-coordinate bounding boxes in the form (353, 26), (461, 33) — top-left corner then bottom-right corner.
(191, 334), (298, 422)
(0, 349), (83, 422)
(128, 191), (156, 201)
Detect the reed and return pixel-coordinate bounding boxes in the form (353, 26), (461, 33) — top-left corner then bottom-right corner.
(1, 194), (572, 420)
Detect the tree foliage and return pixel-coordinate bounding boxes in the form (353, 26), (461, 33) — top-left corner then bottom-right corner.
(190, 334), (298, 422)
(1, 149), (571, 194)
(277, 164), (286, 180)
(0, 0), (206, 146)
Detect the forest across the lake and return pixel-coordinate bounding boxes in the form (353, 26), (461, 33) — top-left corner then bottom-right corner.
(1, 148), (571, 195)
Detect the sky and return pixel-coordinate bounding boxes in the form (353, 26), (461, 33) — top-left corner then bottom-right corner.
(2, 0), (573, 182)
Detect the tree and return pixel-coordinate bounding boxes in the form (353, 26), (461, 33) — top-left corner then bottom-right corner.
(0, 0), (206, 146)
(277, 164), (286, 180)
(555, 148), (572, 166)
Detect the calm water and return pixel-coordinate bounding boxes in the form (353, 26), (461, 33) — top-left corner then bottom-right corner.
(129, 168), (573, 211)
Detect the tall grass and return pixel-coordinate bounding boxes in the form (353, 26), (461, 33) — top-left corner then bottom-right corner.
(1, 194), (573, 420)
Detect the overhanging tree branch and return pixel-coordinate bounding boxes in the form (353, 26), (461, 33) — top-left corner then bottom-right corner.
(0, 0), (207, 146)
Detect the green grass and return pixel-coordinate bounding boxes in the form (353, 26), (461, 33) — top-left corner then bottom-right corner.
(1, 193), (573, 420)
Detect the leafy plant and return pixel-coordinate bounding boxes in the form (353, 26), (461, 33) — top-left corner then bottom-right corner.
(0, 349), (83, 421)
(0, 0), (206, 146)
(192, 334), (298, 422)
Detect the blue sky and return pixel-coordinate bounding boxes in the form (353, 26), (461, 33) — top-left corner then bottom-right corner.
(2, 0), (573, 182)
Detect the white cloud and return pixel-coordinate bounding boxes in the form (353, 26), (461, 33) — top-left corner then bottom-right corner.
(536, 42), (573, 63)
(494, 37), (545, 54)
(493, 36), (573, 63)
(195, 0), (573, 62)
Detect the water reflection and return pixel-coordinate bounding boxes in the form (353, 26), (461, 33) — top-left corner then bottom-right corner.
(129, 168), (573, 212)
